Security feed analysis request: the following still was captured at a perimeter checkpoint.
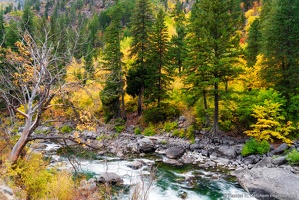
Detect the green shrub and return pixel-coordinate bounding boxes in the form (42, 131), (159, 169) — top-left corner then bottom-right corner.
(179, 129), (186, 138)
(134, 127), (142, 135)
(143, 103), (180, 123)
(186, 125), (195, 140)
(286, 148), (299, 165)
(60, 125), (73, 134)
(241, 138), (270, 156)
(114, 125), (125, 133)
(142, 125), (156, 136)
(172, 129), (180, 137)
(163, 121), (178, 132)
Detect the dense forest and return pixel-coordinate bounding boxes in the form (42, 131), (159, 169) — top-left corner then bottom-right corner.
(0, 0), (299, 198)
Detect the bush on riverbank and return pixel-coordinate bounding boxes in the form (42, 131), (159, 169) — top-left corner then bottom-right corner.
(4, 154), (75, 200)
(286, 149), (299, 165)
(241, 138), (270, 156)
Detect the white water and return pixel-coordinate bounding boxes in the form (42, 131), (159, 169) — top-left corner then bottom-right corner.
(44, 143), (257, 200)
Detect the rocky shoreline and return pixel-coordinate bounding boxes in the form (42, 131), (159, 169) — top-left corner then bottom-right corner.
(71, 126), (299, 199)
(3, 124), (299, 200)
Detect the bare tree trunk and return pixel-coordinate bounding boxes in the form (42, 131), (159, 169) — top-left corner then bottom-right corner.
(137, 86), (144, 116)
(121, 91), (127, 120)
(212, 82), (219, 136)
(203, 90), (210, 127)
(9, 116), (39, 164)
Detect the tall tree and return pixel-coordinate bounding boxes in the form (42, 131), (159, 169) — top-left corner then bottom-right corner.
(260, 0), (299, 101)
(22, 5), (34, 35)
(184, 0), (242, 135)
(100, 0), (126, 121)
(246, 18), (261, 67)
(146, 9), (171, 108)
(126, 0), (154, 115)
(169, 0), (186, 73)
(0, 9), (4, 45)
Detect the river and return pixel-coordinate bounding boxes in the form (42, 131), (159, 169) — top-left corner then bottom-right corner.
(45, 143), (256, 200)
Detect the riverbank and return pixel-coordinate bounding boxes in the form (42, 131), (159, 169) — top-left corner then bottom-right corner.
(28, 124), (299, 199)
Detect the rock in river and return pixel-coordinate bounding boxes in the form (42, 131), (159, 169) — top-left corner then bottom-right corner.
(237, 167), (299, 200)
(97, 172), (123, 185)
(166, 146), (185, 159)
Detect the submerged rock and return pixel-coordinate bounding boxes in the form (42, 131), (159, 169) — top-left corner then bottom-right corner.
(127, 160), (143, 170)
(164, 159), (183, 166)
(237, 167), (299, 200)
(97, 172), (123, 185)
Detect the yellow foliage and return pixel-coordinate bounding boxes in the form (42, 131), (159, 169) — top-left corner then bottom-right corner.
(245, 9), (255, 19)
(243, 55), (267, 89)
(244, 100), (294, 144)
(4, 153), (75, 200)
(47, 170), (75, 200)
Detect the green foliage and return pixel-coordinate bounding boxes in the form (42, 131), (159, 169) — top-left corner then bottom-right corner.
(235, 88), (286, 129)
(163, 121), (178, 132)
(142, 125), (156, 136)
(246, 18), (261, 67)
(114, 125), (125, 133)
(127, 0), (154, 115)
(241, 138), (270, 156)
(134, 127), (142, 135)
(186, 125), (195, 140)
(60, 125), (73, 134)
(145, 9), (172, 107)
(286, 148), (299, 165)
(143, 104), (180, 123)
(260, 0), (299, 98)
(183, 0), (243, 134)
(244, 99), (294, 144)
(172, 129), (180, 137)
(100, 0), (125, 122)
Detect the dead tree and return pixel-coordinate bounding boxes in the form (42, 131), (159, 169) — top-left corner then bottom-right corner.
(0, 29), (72, 164)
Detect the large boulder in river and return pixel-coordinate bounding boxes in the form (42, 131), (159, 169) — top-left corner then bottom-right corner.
(137, 138), (156, 153)
(97, 172), (123, 185)
(237, 167), (299, 200)
(127, 160), (143, 170)
(166, 146), (185, 159)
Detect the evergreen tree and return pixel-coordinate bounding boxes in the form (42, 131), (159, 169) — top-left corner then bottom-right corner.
(146, 9), (171, 108)
(22, 5), (34, 35)
(126, 0), (154, 115)
(0, 9), (4, 45)
(184, 0), (242, 135)
(246, 18), (261, 67)
(168, 0), (186, 73)
(260, 0), (299, 101)
(100, 0), (126, 121)
(5, 20), (19, 50)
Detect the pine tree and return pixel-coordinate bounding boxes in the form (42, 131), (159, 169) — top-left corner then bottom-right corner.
(184, 0), (242, 135)
(22, 5), (34, 35)
(0, 9), (4, 46)
(100, 0), (126, 121)
(146, 9), (171, 108)
(246, 18), (261, 67)
(168, 0), (186, 73)
(260, 0), (299, 100)
(5, 20), (19, 50)
(126, 0), (154, 115)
